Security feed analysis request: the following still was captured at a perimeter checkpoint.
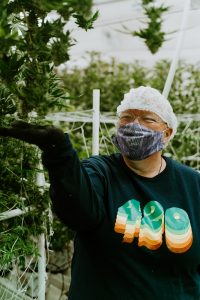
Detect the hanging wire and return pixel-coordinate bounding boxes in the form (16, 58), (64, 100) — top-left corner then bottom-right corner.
(80, 125), (90, 158)
(99, 122), (112, 155)
(100, 116), (117, 152)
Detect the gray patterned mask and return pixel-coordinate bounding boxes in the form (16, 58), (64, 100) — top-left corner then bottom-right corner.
(112, 123), (164, 160)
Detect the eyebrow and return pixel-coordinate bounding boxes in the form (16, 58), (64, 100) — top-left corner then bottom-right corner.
(120, 113), (159, 118)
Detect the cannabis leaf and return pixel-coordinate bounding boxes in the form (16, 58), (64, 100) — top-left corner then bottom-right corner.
(73, 10), (99, 31)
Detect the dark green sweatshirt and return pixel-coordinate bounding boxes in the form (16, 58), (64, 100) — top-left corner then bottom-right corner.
(42, 134), (200, 300)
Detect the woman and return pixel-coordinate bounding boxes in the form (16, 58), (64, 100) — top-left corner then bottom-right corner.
(1, 86), (200, 300)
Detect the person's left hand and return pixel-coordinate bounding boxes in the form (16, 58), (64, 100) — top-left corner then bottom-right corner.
(0, 120), (66, 150)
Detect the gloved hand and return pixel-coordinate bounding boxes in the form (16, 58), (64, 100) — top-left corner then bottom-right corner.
(0, 120), (66, 151)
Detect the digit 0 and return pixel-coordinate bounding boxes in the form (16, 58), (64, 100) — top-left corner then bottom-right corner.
(165, 207), (193, 253)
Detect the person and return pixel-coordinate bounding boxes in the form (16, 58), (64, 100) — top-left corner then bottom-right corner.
(0, 86), (200, 300)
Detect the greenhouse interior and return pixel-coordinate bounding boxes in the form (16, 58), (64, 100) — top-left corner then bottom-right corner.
(0, 0), (200, 299)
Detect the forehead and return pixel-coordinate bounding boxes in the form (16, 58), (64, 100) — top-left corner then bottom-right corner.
(120, 109), (159, 117)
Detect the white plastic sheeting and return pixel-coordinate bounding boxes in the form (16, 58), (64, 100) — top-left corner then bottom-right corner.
(60, 0), (200, 69)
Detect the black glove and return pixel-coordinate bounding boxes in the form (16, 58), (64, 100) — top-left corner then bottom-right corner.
(0, 120), (66, 151)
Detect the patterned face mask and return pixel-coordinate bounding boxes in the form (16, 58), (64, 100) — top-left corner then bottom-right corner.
(112, 123), (164, 160)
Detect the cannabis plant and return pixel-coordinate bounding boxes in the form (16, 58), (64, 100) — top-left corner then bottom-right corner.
(0, 0), (97, 267)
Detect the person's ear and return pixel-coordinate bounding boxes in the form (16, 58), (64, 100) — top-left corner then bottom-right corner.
(163, 128), (173, 143)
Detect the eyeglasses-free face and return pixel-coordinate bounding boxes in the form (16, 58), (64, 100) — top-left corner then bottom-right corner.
(118, 109), (167, 128)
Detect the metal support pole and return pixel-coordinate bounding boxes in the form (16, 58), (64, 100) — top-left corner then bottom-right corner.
(36, 155), (46, 300)
(0, 206), (33, 221)
(38, 233), (46, 300)
(36, 156), (46, 187)
(162, 0), (191, 98)
(92, 89), (100, 155)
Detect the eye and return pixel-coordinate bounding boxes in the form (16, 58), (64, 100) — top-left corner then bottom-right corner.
(142, 117), (157, 123)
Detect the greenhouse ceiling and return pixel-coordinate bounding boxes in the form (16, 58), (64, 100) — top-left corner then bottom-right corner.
(61, 0), (200, 69)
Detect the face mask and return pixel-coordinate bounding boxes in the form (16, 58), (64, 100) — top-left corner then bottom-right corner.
(112, 123), (165, 160)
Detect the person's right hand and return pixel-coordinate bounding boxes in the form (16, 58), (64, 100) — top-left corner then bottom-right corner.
(0, 120), (66, 151)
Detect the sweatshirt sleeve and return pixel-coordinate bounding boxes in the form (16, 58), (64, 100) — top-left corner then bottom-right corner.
(42, 133), (106, 231)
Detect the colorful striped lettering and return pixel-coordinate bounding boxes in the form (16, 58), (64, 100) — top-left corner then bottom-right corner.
(114, 199), (141, 243)
(114, 199), (193, 253)
(138, 201), (164, 250)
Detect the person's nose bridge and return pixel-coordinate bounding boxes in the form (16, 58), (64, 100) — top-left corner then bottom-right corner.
(131, 115), (140, 124)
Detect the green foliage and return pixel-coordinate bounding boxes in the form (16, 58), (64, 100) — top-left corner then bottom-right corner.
(0, 85), (17, 116)
(0, 0), (97, 117)
(61, 52), (149, 112)
(0, 218), (40, 267)
(0, 0), (97, 267)
(0, 131), (50, 266)
(134, 0), (169, 53)
(61, 53), (200, 115)
(74, 10), (99, 31)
